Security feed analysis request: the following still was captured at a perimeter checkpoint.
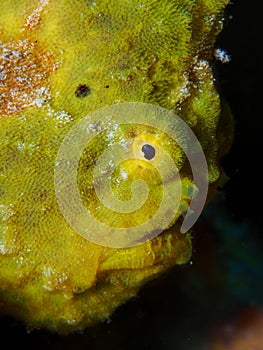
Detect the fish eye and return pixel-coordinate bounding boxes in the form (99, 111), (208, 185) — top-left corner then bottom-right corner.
(141, 144), (156, 160)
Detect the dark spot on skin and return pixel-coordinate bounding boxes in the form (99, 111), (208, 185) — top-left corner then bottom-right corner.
(75, 84), (91, 98)
(142, 144), (156, 160)
(128, 130), (136, 138)
(0, 187), (4, 197)
(104, 85), (110, 88)
(39, 190), (48, 201)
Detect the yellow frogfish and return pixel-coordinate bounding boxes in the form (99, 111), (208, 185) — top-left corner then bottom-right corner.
(0, 0), (232, 333)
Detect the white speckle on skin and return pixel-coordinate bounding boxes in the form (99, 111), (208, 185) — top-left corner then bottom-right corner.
(118, 138), (130, 152)
(51, 109), (73, 123)
(88, 122), (102, 132)
(214, 48), (231, 63)
(0, 205), (14, 221)
(120, 169), (128, 180)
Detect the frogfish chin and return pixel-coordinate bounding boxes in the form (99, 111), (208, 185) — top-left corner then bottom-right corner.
(0, 0), (232, 333)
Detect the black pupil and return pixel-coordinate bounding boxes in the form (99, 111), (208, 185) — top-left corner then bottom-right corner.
(142, 144), (156, 160)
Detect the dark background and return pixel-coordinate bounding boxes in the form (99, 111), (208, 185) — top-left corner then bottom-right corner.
(1, 1), (262, 349)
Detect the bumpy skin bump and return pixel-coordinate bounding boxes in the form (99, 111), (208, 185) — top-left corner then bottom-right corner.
(0, 0), (230, 333)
